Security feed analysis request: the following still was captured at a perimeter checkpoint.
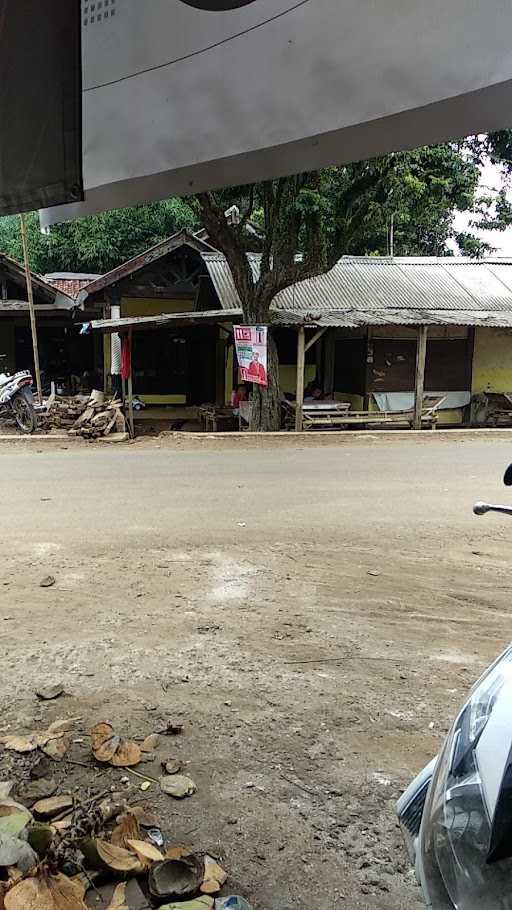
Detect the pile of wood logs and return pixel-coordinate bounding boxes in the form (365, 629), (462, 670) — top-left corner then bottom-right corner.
(38, 391), (126, 439)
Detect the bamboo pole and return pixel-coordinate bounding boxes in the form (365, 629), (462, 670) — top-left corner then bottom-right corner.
(19, 213), (42, 404)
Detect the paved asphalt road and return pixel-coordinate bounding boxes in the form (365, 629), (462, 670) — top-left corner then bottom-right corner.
(0, 435), (510, 547)
(2, 434), (512, 910)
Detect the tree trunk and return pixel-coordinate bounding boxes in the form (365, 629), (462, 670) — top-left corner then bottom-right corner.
(248, 329), (281, 431)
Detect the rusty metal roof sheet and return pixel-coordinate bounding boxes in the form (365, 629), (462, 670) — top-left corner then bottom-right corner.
(0, 253), (74, 310)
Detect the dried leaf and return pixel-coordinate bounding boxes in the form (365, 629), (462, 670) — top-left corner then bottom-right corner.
(39, 576), (56, 588)
(141, 734), (159, 753)
(90, 723), (114, 752)
(149, 856), (204, 901)
(17, 778), (57, 806)
(90, 724), (140, 767)
(200, 856), (227, 894)
(33, 795), (73, 820)
(127, 806), (160, 828)
(105, 884), (129, 910)
(33, 731), (65, 749)
(200, 881), (221, 895)
(0, 784), (13, 800)
(41, 737), (68, 761)
(126, 839), (164, 864)
(27, 823), (54, 858)
(2, 735), (37, 754)
(95, 840), (144, 874)
(165, 846), (194, 860)
(161, 758), (182, 775)
(159, 775), (196, 799)
(155, 721), (183, 736)
(0, 834), (37, 872)
(51, 815), (73, 832)
(35, 685), (63, 701)
(93, 734), (120, 763)
(0, 806), (31, 838)
(47, 718), (80, 735)
(30, 756), (54, 781)
(158, 900), (213, 910)
(111, 813), (140, 850)
(4, 871), (86, 909)
(110, 740), (141, 768)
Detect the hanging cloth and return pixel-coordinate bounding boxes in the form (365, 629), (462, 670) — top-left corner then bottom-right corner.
(121, 334), (131, 381)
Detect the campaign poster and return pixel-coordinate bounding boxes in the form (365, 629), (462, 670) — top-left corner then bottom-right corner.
(234, 325), (268, 387)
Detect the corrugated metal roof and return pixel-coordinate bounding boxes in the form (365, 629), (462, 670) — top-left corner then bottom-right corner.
(202, 253), (512, 327)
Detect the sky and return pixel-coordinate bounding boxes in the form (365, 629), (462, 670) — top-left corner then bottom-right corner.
(452, 159), (512, 257)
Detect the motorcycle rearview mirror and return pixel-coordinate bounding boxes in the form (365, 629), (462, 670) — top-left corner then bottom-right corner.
(504, 464), (512, 486)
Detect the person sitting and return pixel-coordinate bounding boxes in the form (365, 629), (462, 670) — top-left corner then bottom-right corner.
(231, 383), (248, 413)
(304, 386), (324, 402)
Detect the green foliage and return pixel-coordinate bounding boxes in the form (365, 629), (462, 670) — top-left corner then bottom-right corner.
(0, 199), (198, 275)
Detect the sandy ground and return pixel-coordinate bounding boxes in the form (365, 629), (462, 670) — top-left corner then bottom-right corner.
(1, 434), (512, 909)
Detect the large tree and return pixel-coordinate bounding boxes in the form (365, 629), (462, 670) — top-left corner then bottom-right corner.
(192, 143), (489, 429)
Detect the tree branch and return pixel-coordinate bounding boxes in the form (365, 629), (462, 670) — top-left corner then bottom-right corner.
(196, 191), (255, 311)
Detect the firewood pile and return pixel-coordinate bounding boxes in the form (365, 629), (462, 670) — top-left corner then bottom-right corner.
(39, 391), (126, 439)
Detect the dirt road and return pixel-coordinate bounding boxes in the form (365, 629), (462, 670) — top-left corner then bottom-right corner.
(1, 434), (512, 908)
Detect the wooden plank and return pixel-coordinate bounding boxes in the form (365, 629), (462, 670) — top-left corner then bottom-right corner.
(304, 326), (327, 353)
(295, 327), (306, 431)
(413, 325), (428, 430)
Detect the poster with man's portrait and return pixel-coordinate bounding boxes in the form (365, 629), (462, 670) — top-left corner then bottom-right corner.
(234, 325), (268, 387)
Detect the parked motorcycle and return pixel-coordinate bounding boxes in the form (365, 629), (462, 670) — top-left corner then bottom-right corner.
(396, 467), (512, 908)
(0, 368), (37, 433)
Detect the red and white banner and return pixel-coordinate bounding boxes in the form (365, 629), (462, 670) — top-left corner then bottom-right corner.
(234, 325), (268, 387)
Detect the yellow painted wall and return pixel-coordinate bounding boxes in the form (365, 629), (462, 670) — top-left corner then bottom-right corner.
(335, 392), (364, 409)
(119, 297), (193, 404)
(472, 327), (512, 393)
(279, 364), (316, 395)
(121, 297), (193, 317)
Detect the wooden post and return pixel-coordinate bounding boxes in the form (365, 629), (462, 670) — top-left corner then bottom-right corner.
(295, 326), (305, 431)
(19, 213), (42, 404)
(414, 325), (428, 429)
(363, 327), (372, 410)
(324, 329), (336, 399)
(215, 332), (226, 406)
(127, 330), (135, 438)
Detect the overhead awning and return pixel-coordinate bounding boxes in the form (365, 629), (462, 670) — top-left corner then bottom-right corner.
(0, 0), (82, 215)
(88, 308), (243, 334)
(41, 0), (512, 225)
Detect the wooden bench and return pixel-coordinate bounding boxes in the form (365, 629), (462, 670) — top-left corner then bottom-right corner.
(282, 400), (351, 430)
(284, 395), (446, 430)
(485, 393), (512, 427)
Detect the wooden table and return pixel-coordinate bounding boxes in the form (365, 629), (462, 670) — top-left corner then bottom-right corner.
(198, 405), (237, 432)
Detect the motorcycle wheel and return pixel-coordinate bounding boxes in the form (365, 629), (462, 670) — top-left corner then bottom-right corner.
(12, 393), (36, 434)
